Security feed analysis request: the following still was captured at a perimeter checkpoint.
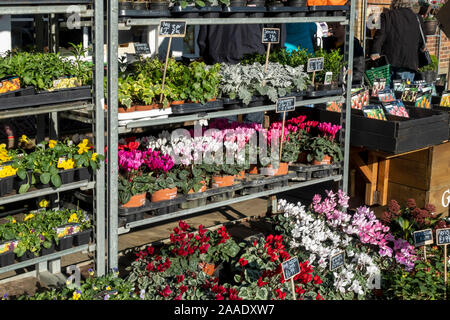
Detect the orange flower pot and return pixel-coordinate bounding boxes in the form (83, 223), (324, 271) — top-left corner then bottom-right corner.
(235, 170), (245, 180)
(199, 262), (216, 276)
(118, 106), (136, 113)
(121, 192), (147, 208)
(211, 175), (235, 188)
(208, 98), (217, 102)
(151, 187), (177, 202)
(312, 155), (332, 165)
(248, 165), (259, 175)
(135, 104), (159, 111)
(265, 162), (289, 176)
(170, 100), (185, 106)
(188, 180), (207, 194)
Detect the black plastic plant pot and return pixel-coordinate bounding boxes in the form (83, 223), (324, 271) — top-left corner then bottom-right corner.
(149, 1), (169, 10)
(288, 0), (306, 6)
(0, 175), (15, 196)
(17, 250), (34, 262)
(14, 170), (32, 192)
(0, 251), (15, 267)
(73, 229), (92, 246)
(132, 1), (148, 10)
(229, 0), (247, 6)
(77, 167), (92, 181)
(40, 242), (56, 256)
(59, 169), (75, 185)
(119, 1), (133, 10)
(56, 235), (73, 251)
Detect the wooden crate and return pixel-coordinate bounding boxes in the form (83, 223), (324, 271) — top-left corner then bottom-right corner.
(387, 141), (450, 215)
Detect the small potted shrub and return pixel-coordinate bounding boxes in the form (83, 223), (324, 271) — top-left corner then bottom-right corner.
(143, 149), (177, 202)
(118, 76), (135, 113)
(306, 122), (343, 165)
(418, 54), (438, 83)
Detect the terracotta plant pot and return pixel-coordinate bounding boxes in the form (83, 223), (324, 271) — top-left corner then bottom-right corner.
(135, 104), (159, 111)
(151, 187), (177, 202)
(265, 162), (289, 175)
(248, 164), (259, 175)
(211, 175), (235, 188)
(121, 192), (146, 208)
(312, 155), (332, 165)
(199, 262), (216, 276)
(188, 180), (207, 194)
(297, 152), (308, 163)
(170, 100), (185, 106)
(118, 106), (136, 113)
(235, 170), (245, 180)
(208, 98), (217, 102)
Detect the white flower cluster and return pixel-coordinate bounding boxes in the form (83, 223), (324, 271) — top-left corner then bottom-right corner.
(278, 199), (381, 297)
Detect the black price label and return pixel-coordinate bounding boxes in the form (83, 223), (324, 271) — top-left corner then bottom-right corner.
(307, 57), (324, 72)
(437, 228), (450, 245)
(413, 229), (434, 246)
(159, 20), (186, 37)
(133, 42), (151, 55)
(281, 257), (300, 280)
(276, 97), (296, 113)
(329, 251), (345, 271)
(262, 28), (280, 44)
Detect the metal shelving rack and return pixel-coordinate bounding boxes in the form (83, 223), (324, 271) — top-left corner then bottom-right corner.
(105, 3), (356, 270)
(0, 0), (105, 277)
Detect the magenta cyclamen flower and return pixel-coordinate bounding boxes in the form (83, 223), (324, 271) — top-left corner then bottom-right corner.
(144, 149), (174, 173)
(119, 150), (145, 172)
(318, 122), (342, 140)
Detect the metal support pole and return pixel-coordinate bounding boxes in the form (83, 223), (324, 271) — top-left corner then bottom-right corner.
(340, 0), (355, 194)
(49, 13), (58, 53)
(107, 0), (119, 272)
(93, 0), (106, 276)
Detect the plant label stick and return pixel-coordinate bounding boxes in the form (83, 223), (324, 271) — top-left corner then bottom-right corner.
(329, 251), (345, 271)
(307, 57), (324, 88)
(158, 20), (187, 103)
(436, 228), (450, 287)
(261, 28), (280, 84)
(276, 97), (296, 160)
(281, 257), (300, 300)
(413, 229), (433, 260)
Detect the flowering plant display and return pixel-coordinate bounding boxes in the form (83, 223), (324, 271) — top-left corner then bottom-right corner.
(305, 122), (343, 163)
(0, 209), (91, 258)
(126, 221), (241, 300)
(380, 199), (446, 243)
(232, 234), (324, 300)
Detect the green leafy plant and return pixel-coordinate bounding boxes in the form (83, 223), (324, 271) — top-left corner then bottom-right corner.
(306, 136), (343, 163)
(418, 54), (438, 72)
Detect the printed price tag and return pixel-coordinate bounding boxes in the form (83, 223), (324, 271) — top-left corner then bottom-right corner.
(413, 229), (434, 246)
(55, 223), (80, 238)
(133, 42), (151, 55)
(159, 20), (187, 37)
(276, 97), (296, 113)
(262, 28), (280, 44)
(329, 251), (345, 271)
(307, 57), (324, 72)
(437, 228), (450, 245)
(58, 157), (67, 165)
(281, 257), (300, 280)
(324, 72), (333, 85)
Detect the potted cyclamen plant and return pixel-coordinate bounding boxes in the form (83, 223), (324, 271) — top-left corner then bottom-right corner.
(306, 122), (343, 165)
(203, 164), (238, 188)
(144, 149), (177, 202)
(118, 148), (151, 208)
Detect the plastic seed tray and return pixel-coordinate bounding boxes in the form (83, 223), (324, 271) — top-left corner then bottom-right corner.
(239, 172), (296, 195)
(170, 99), (224, 115)
(0, 86), (91, 111)
(118, 196), (186, 223)
(288, 162), (341, 181)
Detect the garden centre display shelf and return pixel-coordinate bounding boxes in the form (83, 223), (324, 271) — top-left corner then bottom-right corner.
(117, 174), (342, 234)
(0, 244), (89, 275)
(0, 0), (106, 279)
(105, 0), (357, 271)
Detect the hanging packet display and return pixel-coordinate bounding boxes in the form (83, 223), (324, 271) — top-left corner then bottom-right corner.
(362, 105), (387, 121)
(383, 100), (409, 118)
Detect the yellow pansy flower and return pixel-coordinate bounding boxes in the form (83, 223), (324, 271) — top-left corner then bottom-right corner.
(12, 219), (16, 224)
(48, 140), (57, 148)
(24, 213), (35, 221)
(68, 213), (78, 223)
(77, 140), (90, 155)
(0, 166), (17, 178)
(72, 291), (81, 300)
(63, 159), (75, 170)
(106, 286), (111, 290)
(20, 135), (29, 143)
(39, 199), (48, 208)
(91, 153), (98, 161)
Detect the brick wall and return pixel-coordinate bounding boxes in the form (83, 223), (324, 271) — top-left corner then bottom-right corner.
(362, 0), (450, 76)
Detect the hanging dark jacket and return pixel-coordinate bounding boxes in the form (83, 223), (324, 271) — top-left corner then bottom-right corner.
(197, 24), (266, 64)
(371, 8), (425, 71)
